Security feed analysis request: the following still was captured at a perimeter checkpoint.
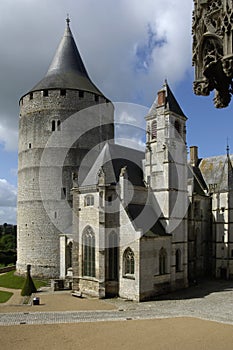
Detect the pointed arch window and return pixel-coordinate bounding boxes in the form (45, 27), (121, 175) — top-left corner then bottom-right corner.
(108, 232), (118, 281)
(159, 248), (167, 275)
(82, 227), (95, 277)
(67, 241), (73, 269)
(151, 120), (157, 140)
(123, 247), (135, 276)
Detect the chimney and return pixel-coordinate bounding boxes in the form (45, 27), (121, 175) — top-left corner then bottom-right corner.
(190, 146), (198, 166)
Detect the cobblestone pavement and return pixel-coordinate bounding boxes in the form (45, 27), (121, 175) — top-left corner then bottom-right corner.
(1, 280), (233, 326)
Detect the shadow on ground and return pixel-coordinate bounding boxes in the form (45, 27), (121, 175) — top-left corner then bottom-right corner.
(154, 279), (233, 301)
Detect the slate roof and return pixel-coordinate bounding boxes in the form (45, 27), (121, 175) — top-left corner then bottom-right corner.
(79, 142), (145, 187)
(199, 154), (233, 192)
(28, 19), (104, 96)
(127, 204), (166, 236)
(148, 81), (187, 118)
(188, 165), (208, 196)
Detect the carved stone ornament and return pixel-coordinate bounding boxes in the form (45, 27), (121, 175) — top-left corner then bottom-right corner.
(192, 0), (233, 108)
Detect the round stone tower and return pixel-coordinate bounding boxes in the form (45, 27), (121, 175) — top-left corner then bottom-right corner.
(17, 18), (114, 278)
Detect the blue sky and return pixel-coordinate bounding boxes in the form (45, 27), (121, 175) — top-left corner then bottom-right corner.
(0, 0), (232, 224)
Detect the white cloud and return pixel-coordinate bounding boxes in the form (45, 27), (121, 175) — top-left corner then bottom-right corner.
(0, 0), (193, 224)
(0, 207), (17, 225)
(0, 123), (18, 151)
(0, 179), (17, 207)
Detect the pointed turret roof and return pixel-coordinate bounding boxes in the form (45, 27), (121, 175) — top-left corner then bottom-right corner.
(148, 80), (186, 119)
(29, 17), (104, 96)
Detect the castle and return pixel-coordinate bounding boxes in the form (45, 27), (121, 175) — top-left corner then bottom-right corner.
(17, 18), (233, 301)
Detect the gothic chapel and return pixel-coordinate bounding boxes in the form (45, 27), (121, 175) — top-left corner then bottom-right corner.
(17, 18), (233, 301)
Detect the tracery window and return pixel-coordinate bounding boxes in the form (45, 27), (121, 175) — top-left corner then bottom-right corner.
(123, 247), (135, 275)
(151, 120), (157, 140)
(82, 226), (95, 277)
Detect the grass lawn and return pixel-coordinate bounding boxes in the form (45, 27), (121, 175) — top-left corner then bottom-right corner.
(0, 290), (13, 303)
(0, 270), (48, 290)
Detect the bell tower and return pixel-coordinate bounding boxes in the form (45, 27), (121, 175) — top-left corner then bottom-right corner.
(145, 81), (188, 288)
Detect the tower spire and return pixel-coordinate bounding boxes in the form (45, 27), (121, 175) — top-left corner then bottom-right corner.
(227, 137), (230, 156)
(66, 14), (70, 26)
(28, 18), (104, 96)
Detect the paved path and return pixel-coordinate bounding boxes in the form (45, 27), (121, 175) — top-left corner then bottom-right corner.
(1, 279), (233, 326)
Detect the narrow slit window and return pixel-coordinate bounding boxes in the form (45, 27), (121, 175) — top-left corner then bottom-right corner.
(57, 120), (61, 131)
(29, 92), (33, 100)
(43, 90), (48, 97)
(95, 94), (99, 102)
(61, 187), (66, 200)
(52, 120), (56, 132)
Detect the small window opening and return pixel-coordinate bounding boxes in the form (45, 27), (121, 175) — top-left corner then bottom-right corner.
(57, 120), (61, 131)
(60, 89), (66, 96)
(54, 212), (57, 219)
(174, 120), (181, 134)
(52, 120), (56, 132)
(28, 143), (32, 149)
(43, 90), (48, 97)
(29, 92), (33, 100)
(79, 90), (84, 98)
(85, 195), (94, 207)
(95, 94), (99, 102)
(61, 187), (66, 200)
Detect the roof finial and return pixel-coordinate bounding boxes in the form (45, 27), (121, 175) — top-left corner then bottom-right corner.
(227, 137), (230, 156)
(66, 14), (70, 25)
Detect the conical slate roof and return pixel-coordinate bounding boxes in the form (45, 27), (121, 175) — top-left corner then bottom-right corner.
(30, 18), (104, 96)
(148, 81), (186, 118)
